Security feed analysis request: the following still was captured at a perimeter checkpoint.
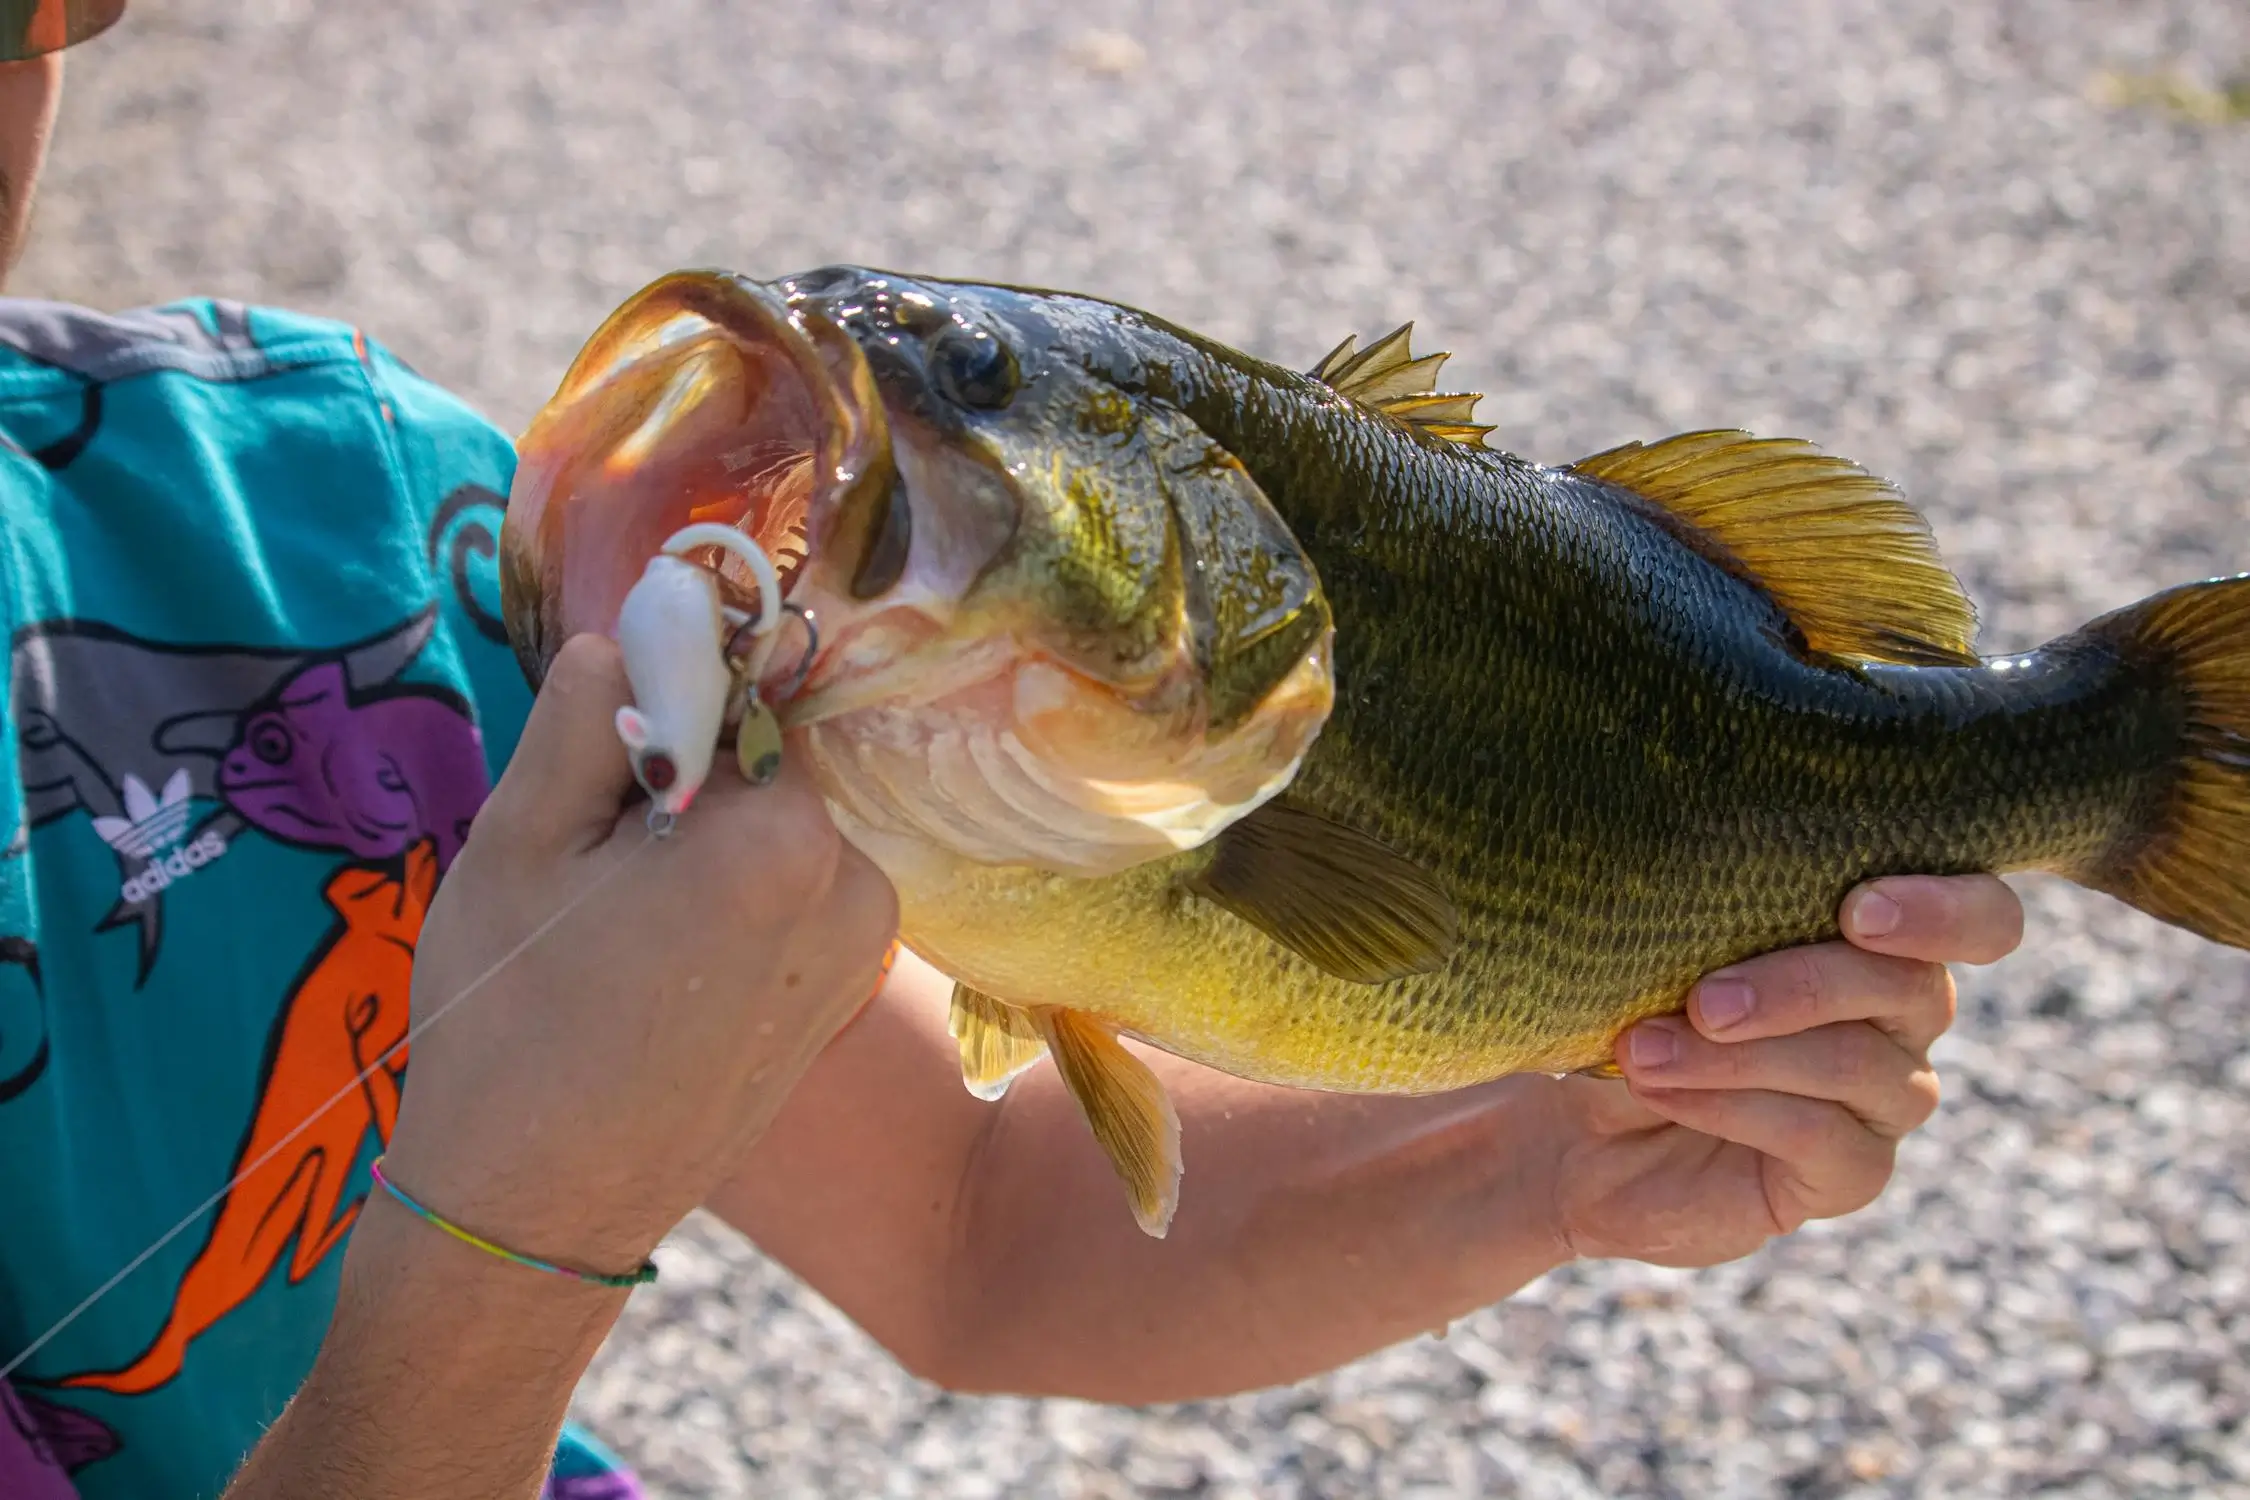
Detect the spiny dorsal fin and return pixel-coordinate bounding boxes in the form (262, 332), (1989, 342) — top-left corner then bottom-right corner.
(947, 983), (1049, 1101)
(1569, 430), (1980, 668)
(1311, 323), (1494, 449)
(1188, 798), (1460, 983)
(1035, 1007), (1183, 1238)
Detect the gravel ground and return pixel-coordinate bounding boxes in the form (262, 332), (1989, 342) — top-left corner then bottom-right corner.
(19, 0), (2250, 1494)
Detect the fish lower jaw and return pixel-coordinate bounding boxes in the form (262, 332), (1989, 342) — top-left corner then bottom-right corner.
(802, 695), (1312, 881)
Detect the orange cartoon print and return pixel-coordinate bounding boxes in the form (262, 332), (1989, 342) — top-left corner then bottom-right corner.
(64, 842), (438, 1395)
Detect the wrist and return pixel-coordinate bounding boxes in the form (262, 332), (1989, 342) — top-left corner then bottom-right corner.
(368, 1156), (659, 1292)
(327, 1188), (629, 1380)
(224, 1193), (629, 1499)
(376, 1127), (681, 1275)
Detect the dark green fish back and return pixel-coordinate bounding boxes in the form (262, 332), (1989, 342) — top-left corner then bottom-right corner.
(1124, 320), (2247, 1050)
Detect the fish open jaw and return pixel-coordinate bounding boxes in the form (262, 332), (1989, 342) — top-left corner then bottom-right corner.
(498, 270), (890, 687)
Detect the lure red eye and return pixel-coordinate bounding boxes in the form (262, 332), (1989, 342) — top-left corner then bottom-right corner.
(640, 753), (678, 792)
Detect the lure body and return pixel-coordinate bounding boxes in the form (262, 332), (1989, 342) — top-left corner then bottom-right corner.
(612, 551), (731, 817)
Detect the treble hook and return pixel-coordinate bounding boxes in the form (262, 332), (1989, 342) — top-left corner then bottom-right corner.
(726, 602), (820, 703)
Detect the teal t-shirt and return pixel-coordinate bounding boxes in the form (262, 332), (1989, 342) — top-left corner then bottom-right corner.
(0, 298), (640, 1499)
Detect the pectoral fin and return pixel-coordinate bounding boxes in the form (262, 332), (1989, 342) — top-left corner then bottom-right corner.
(1188, 798), (1460, 983)
(947, 983), (1049, 1101)
(1036, 1007), (1182, 1238)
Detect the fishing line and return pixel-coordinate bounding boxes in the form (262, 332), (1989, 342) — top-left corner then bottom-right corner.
(1, 826), (661, 1383)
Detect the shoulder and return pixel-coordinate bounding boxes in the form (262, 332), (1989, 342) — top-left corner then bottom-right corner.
(0, 294), (515, 490)
(0, 295), (535, 781)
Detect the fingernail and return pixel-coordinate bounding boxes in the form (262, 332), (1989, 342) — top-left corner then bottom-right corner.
(1697, 977), (1755, 1031)
(1627, 1021), (1679, 1069)
(1850, 888), (1901, 938)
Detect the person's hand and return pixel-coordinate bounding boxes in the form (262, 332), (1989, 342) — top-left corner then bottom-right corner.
(1550, 874), (2022, 1266)
(379, 633), (900, 1276)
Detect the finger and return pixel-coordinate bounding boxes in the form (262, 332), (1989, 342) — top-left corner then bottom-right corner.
(1625, 1084), (1897, 1227)
(1682, 941), (1958, 1054)
(1555, 1071), (1670, 1135)
(1840, 873), (2023, 965)
(1616, 1016), (1941, 1139)
(480, 634), (637, 857)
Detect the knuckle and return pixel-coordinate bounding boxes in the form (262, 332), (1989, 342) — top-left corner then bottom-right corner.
(1770, 947), (1829, 1021)
(1684, 1032), (1756, 1088)
(1806, 1137), (1894, 1220)
(1823, 1027), (1884, 1093)
(1901, 1067), (1943, 1129)
(1778, 1102), (1840, 1163)
(1846, 1138), (1899, 1207)
(1922, 964), (1960, 1029)
(1715, 1036), (1762, 1085)
(1872, 954), (1951, 1027)
(1827, 1167), (1886, 1218)
(1762, 1167), (1814, 1236)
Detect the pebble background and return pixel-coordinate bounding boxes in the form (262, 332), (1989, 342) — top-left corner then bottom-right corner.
(17, 0), (2250, 1494)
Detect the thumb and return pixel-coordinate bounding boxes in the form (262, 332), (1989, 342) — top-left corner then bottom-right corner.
(480, 633), (639, 857)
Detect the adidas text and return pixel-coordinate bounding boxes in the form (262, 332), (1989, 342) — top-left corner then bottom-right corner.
(122, 830), (229, 904)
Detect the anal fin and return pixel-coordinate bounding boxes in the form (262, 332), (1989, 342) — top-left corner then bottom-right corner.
(948, 983), (1049, 1101)
(1036, 1007), (1183, 1239)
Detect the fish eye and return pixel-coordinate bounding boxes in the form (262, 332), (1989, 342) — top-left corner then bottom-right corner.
(930, 323), (1020, 411)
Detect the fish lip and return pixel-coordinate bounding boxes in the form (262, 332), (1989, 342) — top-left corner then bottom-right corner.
(498, 268), (895, 687)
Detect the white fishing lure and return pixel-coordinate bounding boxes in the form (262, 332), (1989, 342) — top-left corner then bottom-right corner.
(613, 522), (786, 825)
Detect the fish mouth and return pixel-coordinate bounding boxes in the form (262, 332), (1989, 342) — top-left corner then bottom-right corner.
(499, 269), (899, 692)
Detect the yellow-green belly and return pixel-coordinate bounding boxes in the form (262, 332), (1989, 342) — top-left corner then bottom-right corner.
(894, 849), (1695, 1093)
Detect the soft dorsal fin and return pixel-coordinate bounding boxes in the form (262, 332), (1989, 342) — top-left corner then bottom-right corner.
(1311, 323), (1493, 449)
(1188, 798), (1460, 984)
(1569, 430), (1981, 668)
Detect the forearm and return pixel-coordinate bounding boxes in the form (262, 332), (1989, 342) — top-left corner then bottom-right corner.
(713, 955), (1576, 1405)
(223, 1194), (627, 1499)
(934, 1058), (1575, 1402)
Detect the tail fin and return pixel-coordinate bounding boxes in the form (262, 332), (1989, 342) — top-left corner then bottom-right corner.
(2083, 574), (2250, 949)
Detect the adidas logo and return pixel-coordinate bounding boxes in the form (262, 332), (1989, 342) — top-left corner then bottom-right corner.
(94, 771), (229, 902)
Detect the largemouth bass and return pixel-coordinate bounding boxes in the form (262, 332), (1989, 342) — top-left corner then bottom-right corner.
(500, 268), (2250, 1238)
